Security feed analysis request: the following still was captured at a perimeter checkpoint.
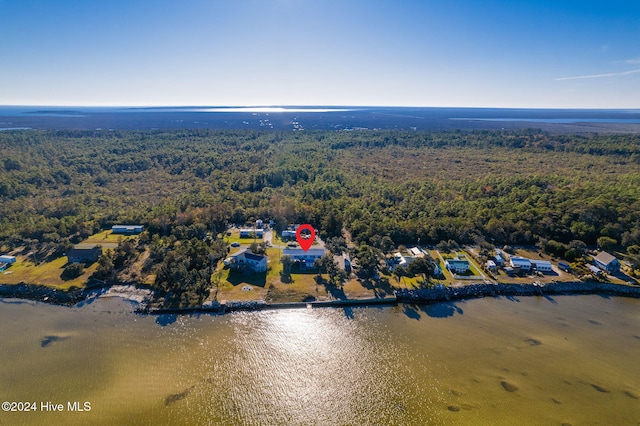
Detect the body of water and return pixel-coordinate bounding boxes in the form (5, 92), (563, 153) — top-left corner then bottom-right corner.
(1, 295), (639, 425)
(1, 106), (640, 131)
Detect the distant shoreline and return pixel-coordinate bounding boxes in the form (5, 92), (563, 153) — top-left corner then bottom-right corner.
(2, 281), (639, 314)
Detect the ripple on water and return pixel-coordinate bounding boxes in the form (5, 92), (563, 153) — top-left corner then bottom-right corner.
(591, 383), (610, 393)
(500, 381), (519, 392)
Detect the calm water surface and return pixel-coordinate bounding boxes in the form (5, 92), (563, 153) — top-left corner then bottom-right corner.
(1, 295), (639, 425)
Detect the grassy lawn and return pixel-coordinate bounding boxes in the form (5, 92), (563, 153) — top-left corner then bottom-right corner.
(222, 230), (264, 245)
(84, 230), (137, 244)
(0, 256), (98, 289)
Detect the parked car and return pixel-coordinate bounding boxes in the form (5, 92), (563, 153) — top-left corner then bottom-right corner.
(231, 242), (240, 247)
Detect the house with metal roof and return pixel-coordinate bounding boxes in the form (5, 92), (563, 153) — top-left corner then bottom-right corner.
(225, 249), (267, 273)
(593, 251), (620, 273)
(112, 225), (144, 234)
(282, 248), (325, 269)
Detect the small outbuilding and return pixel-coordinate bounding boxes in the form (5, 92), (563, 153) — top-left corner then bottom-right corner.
(486, 260), (497, 272)
(0, 255), (17, 264)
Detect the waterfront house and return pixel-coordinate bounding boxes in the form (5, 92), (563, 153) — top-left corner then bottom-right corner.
(67, 247), (102, 263)
(445, 255), (470, 274)
(225, 249), (267, 273)
(112, 225), (144, 234)
(282, 247), (325, 269)
(593, 251), (620, 274)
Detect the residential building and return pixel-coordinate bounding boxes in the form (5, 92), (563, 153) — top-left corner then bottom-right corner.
(593, 251), (620, 274)
(282, 248), (325, 268)
(67, 247), (102, 263)
(112, 225), (144, 234)
(445, 255), (470, 274)
(225, 249), (267, 273)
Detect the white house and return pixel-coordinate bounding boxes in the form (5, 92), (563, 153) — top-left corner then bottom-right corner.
(445, 256), (470, 274)
(531, 259), (553, 273)
(0, 255), (17, 264)
(509, 256), (532, 272)
(226, 250), (267, 273)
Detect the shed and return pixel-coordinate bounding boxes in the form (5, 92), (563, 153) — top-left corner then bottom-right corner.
(486, 260), (497, 272)
(0, 255), (17, 264)
(587, 264), (603, 275)
(558, 261), (571, 272)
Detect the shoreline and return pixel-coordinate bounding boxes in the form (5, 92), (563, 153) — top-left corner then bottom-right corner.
(2, 281), (640, 314)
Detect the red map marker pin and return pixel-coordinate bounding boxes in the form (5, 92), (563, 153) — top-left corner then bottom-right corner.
(295, 224), (316, 252)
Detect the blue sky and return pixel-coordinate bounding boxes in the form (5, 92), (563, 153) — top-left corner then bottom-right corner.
(1, 0), (639, 107)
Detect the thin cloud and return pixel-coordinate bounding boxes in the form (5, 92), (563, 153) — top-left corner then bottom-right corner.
(623, 57), (640, 64)
(556, 69), (640, 81)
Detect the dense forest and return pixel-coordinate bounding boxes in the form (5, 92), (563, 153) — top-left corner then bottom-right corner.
(2, 129), (640, 303)
(2, 129), (639, 249)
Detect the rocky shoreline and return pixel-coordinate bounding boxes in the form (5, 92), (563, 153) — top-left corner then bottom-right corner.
(1, 281), (639, 314)
(395, 281), (640, 303)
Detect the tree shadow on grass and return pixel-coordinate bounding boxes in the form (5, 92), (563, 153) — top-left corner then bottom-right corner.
(360, 277), (394, 299)
(226, 270), (267, 288)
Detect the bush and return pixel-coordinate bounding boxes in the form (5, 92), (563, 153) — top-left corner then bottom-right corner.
(61, 263), (84, 280)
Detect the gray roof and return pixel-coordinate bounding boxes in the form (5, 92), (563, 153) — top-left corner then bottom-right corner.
(594, 251), (617, 266)
(282, 248), (326, 257)
(244, 252), (265, 261)
(68, 247), (102, 259)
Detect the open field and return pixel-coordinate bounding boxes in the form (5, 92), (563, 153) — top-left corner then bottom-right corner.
(0, 256), (98, 289)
